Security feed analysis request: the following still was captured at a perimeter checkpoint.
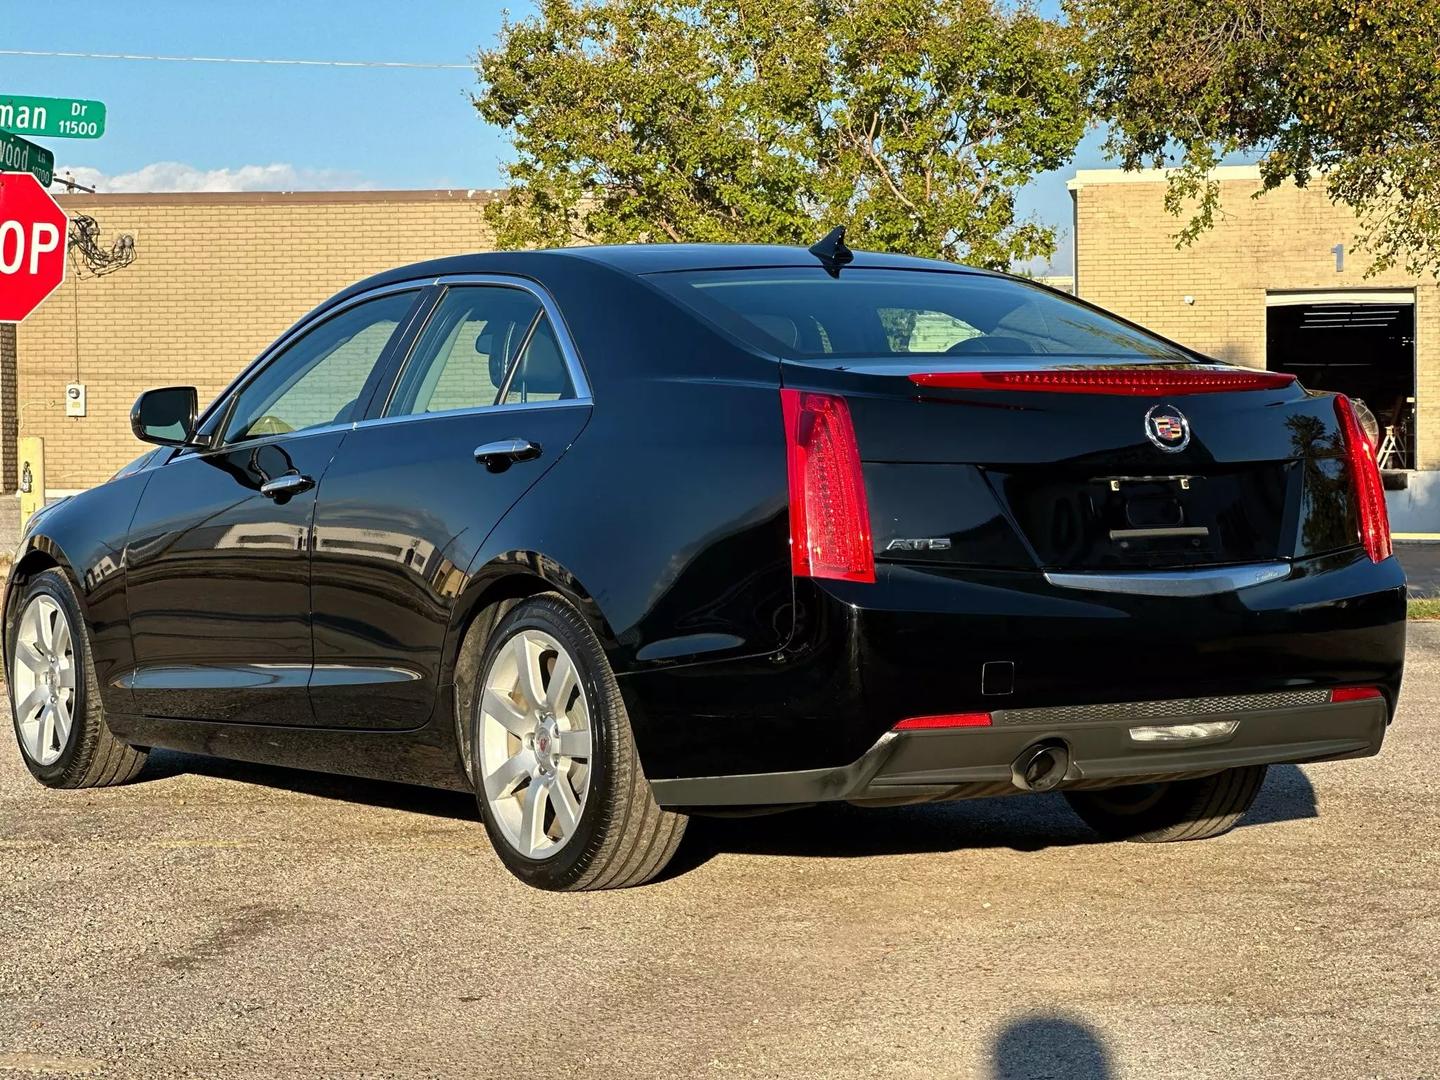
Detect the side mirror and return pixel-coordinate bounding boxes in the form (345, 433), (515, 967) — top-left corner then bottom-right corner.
(131, 386), (199, 447)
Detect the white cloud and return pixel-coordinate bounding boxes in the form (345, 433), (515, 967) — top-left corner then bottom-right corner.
(53, 161), (376, 194)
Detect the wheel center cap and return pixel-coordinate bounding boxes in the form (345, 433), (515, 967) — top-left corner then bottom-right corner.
(534, 716), (560, 773)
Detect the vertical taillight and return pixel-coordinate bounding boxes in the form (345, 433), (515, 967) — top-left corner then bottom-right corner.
(1334, 394), (1393, 563)
(780, 389), (875, 583)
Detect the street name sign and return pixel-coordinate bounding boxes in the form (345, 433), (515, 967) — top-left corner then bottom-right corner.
(0, 130), (54, 186)
(0, 172), (68, 323)
(0, 94), (106, 139)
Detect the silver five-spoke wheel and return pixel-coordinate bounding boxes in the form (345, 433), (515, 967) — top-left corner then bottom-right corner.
(12, 593), (77, 767)
(478, 628), (593, 859)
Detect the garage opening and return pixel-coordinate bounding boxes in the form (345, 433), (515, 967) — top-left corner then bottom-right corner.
(1266, 290), (1415, 468)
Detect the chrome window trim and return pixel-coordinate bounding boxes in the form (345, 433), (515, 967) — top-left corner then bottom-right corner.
(1044, 562), (1291, 598)
(191, 271), (593, 455)
(178, 418), (359, 463)
(355, 397), (591, 434)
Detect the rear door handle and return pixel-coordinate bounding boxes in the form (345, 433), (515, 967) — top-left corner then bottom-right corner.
(474, 438), (542, 470)
(260, 473), (316, 500)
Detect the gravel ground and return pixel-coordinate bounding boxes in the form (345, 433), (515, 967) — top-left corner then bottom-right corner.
(2, 631), (1438, 1080)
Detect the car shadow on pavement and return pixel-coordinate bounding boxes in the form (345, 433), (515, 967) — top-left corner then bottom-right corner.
(136, 749), (480, 822)
(991, 1015), (1113, 1079)
(132, 752), (1317, 869)
(668, 765), (1318, 875)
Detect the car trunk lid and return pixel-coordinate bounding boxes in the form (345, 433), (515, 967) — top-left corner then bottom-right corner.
(782, 359), (1356, 572)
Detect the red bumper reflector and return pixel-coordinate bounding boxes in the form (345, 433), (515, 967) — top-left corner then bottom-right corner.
(893, 712), (993, 731)
(1333, 395), (1394, 564)
(908, 368), (1297, 395)
(1330, 686), (1382, 703)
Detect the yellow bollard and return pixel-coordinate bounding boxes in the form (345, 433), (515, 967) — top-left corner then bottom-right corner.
(18, 436), (45, 528)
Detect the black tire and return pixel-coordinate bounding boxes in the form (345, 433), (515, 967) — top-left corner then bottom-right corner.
(8, 569), (148, 788)
(1064, 765), (1268, 843)
(469, 593), (686, 891)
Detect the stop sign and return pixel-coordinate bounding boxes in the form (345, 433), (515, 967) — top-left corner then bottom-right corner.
(0, 172), (67, 323)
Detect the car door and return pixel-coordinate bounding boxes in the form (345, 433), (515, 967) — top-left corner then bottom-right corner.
(307, 278), (593, 729)
(123, 287), (423, 724)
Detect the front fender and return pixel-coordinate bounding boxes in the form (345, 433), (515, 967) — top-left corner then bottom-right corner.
(5, 470), (155, 716)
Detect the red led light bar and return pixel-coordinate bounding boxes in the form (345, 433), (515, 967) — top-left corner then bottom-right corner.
(892, 712), (993, 731)
(909, 368), (1297, 396)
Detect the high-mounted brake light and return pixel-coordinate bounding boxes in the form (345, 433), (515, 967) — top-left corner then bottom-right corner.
(780, 389), (874, 583)
(1333, 395), (1393, 564)
(893, 712), (993, 731)
(909, 368), (1297, 396)
(1330, 686), (1382, 703)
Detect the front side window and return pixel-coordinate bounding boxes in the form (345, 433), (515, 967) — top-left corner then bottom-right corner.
(648, 267), (1188, 362)
(387, 285), (575, 416)
(224, 291), (416, 443)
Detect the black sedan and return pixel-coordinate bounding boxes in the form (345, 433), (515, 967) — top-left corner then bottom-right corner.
(5, 237), (1405, 890)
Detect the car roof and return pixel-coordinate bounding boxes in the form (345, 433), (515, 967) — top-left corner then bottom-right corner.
(328, 243), (1001, 309)
(554, 243), (997, 276)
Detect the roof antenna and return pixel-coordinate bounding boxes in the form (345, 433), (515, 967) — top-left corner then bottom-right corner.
(809, 225), (854, 277)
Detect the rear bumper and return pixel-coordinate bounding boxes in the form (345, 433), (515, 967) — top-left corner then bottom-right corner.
(650, 693), (1388, 808)
(621, 547), (1405, 781)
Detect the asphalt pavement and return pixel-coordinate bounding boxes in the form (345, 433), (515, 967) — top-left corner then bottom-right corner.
(2, 631), (1438, 1079)
(1397, 541), (1440, 597)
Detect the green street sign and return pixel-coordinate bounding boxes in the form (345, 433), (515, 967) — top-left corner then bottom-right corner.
(0, 130), (54, 186)
(0, 94), (106, 140)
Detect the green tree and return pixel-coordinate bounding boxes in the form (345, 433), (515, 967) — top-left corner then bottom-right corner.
(1072, 0), (1440, 275)
(474, 0), (1085, 268)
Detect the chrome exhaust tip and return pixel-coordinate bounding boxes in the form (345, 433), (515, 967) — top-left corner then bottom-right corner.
(1011, 740), (1071, 793)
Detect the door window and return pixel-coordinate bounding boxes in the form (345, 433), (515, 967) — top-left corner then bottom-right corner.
(500, 316), (575, 405)
(387, 286), (545, 416)
(223, 291), (417, 443)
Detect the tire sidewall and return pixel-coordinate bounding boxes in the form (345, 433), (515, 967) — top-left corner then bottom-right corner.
(470, 596), (617, 890)
(8, 570), (90, 784)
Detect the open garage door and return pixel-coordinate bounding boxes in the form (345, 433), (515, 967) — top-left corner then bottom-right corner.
(1266, 290), (1415, 468)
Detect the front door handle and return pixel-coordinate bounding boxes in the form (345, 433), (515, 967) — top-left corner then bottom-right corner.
(260, 473), (316, 501)
(474, 438), (542, 471)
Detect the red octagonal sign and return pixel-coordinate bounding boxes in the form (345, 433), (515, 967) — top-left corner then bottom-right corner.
(0, 172), (67, 324)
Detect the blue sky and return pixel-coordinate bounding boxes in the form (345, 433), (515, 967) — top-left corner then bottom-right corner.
(0, 0), (1113, 272)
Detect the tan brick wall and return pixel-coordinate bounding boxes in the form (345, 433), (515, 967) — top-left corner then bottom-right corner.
(1072, 170), (1440, 468)
(14, 190), (499, 489)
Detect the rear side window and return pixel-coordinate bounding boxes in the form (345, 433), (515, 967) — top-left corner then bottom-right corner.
(648, 267), (1186, 362)
(501, 317), (574, 405)
(387, 285), (574, 417)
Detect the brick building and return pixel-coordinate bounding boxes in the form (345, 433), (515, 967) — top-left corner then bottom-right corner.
(4, 176), (1438, 529)
(1070, 167), (1438, 528)
(9, 189), (499, 493)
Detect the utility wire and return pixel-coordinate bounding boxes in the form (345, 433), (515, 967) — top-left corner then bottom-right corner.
(0, 49), (470, 70)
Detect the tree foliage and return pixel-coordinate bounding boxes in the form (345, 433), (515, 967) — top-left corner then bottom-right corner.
(1073, 0), (1440, 275)
(475, 0), (1084, 268)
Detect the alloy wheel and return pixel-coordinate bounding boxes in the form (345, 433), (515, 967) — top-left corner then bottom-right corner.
(477, 628), (593, 859)
(12, 594), (78, 767)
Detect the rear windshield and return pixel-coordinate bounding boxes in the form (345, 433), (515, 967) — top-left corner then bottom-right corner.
(648, 267), (1187, 362)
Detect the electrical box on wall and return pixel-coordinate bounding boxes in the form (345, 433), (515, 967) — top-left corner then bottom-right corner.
(65, 382), (86, 418)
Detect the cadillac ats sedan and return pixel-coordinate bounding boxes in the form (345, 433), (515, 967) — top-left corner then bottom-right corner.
(6, 238), (1405, 890)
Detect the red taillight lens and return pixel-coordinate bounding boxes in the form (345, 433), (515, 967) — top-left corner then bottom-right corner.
(1330, 686), (1382, 703)
(1333, 395), (1393, 563)
(909, 368), (1296, 395)
(780, 389), (874, 583)
(893, 712), (993, 731)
